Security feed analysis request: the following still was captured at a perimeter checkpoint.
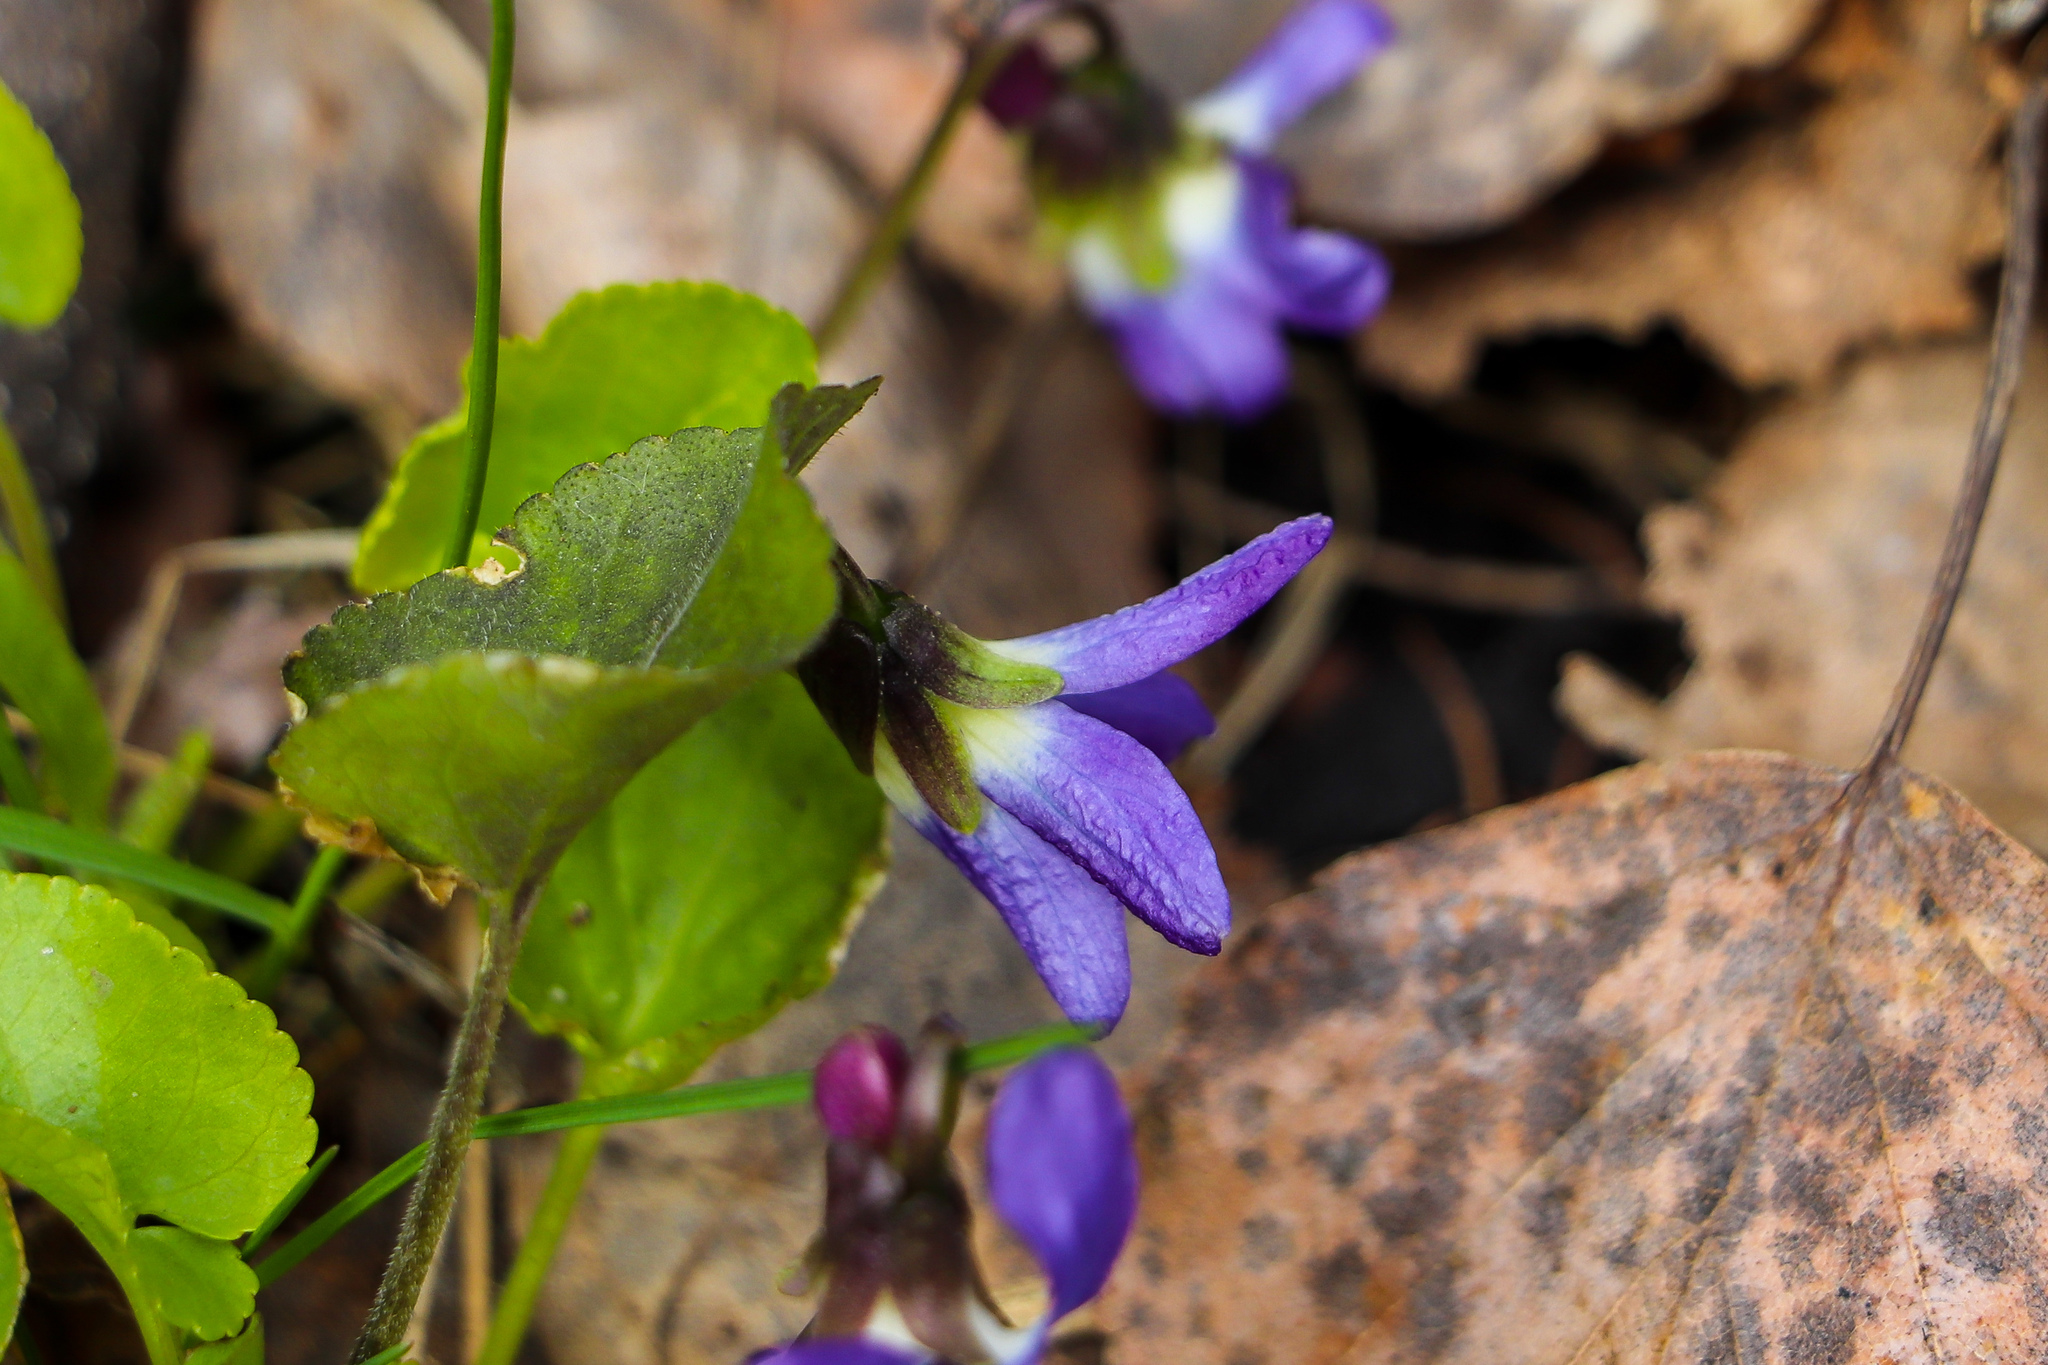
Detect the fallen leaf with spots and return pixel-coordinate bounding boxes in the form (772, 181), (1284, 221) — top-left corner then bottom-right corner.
(1101, 750), (2048, 1365)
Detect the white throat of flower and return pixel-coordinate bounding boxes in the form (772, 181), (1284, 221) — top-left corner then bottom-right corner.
(858, 1288), (1043, 1365)
(1065, 158), (1244, 307)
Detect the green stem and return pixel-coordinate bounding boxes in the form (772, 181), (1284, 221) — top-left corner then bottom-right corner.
(240, 844), (349, 1001)
(441, 0), (516, 573)
(472, 1122), (606, 1365)
(252, 1021), (1094, 1288)
(812, 29), (1026, 356)
(0, 717), (42, 817)
(0, 420), (64, 626)
(349, 879), (542, 1363)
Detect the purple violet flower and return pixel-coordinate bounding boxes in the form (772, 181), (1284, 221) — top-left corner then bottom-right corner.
(798, 515), (1333, 1027)
(762, 1026), (1137, 1365)
(987, 0), (1394, 419)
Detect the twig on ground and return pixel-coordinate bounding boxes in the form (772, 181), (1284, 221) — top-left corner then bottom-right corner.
(1173, 476), (1640, 617)
(1183, 544), (1355, 782)
(8, 707), (279, 814)
(102, 529), (359, 743)
(1394, 616), (1505, 816)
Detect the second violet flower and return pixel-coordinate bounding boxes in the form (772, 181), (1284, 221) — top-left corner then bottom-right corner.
(984, 0), (1394, 419)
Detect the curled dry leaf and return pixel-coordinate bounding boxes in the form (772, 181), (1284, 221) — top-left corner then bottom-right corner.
(1102, 750), (2048, 1365)
(178, 0), (476, 430)
(1560, 339), (2048, 854)
(1116, 0), (1825, 238)
(1356, 0), (2011, 394)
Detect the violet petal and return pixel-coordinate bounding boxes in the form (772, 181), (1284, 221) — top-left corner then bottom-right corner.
(749, 1341), (924, 1365)
(1239, 158), (1389, 332)
(1094, 278), (1291, 418)
(1185, 0), (1395, 153)
(986, 1049), (1138, 1322)
(991, 515), (1332, 694)
(910, 804), (1132, 1028)
(963, 703), (1228, 956)
(1056, 672), (1214, 763)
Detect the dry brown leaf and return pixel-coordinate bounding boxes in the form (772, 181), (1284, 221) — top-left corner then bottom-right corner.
(1101, 749), (2048, 1365)
(1356, 0), (2011, 394)
(1116, 0), (1826, 238)
(1559, 337), (2048, 854)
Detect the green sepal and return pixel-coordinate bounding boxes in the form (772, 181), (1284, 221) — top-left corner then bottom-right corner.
(881, 598), (1062, 708)
(878, 662), (981, 834)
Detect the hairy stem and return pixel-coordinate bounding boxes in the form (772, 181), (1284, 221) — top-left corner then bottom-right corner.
(1863, 72), (2047, 771)
(811, 26), (1026, 356)
(472, 1122), (606, 1365)
(441, 0), (516, 572)
(349, 879), (542, 1363)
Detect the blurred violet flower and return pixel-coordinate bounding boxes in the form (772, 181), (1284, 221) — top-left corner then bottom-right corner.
(761, 1025), (1137, 1365)
(983, 0), (1394, 419)
(798, 515), (1332, 1027)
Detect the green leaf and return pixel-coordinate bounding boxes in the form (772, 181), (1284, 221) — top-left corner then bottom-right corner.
(275, 653), (739, 899)
(770, 378), (880, 475)
(0, 1106), (130, 1277)
(0, 874), (315, 1236)
(0, 78), (81, 329)
(1, 1159), (23, 1357)
(130, 1226), (256, 1342)
(355, 281), (817, 593)
(275, 428), (839, 896)
(0, 808), (287, 932)
(186, 1314), (265, 1365)
(0, 545), (113, 826)
(513, 674), (888, 1096)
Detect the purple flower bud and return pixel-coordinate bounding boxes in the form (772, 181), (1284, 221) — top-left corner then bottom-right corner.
(814, 1026), (910, 1146)
(982, 41), (1062, 129)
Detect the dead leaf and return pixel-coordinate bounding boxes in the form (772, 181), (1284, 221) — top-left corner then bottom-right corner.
(179, 0), (476, 433)
(1355, 0), (2012, 394)
(1560, 337), (2048, 855)
(1101, 749), (2048, 1365)
(1116, 0), (1826, 238)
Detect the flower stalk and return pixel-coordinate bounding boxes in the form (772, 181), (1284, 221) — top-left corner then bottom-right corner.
(812, 7), (1057, 356)
(440, 0), (516, 572)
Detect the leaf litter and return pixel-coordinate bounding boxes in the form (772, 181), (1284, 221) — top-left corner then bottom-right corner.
(1097, 52), (2048, 1365)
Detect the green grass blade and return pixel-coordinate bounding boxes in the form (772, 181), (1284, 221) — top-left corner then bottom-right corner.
(253, 1023), (1093, 1288)
(0, 807), (288, 932)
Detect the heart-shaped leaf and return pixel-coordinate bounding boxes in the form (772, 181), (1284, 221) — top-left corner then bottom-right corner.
(0, 875), (313, 1360)
(275, 423), (840, 896)
(185, 1314), (264, 1365)
(0, 543), (114, 826)
(354, 281), (817, 593)
(0, 77), (81, 329)
(129, 1225), (257, 1342)
(512, 673), (889, 1096)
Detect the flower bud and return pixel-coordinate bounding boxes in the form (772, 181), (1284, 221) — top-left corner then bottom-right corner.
(814, 1026), (911, 1146)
